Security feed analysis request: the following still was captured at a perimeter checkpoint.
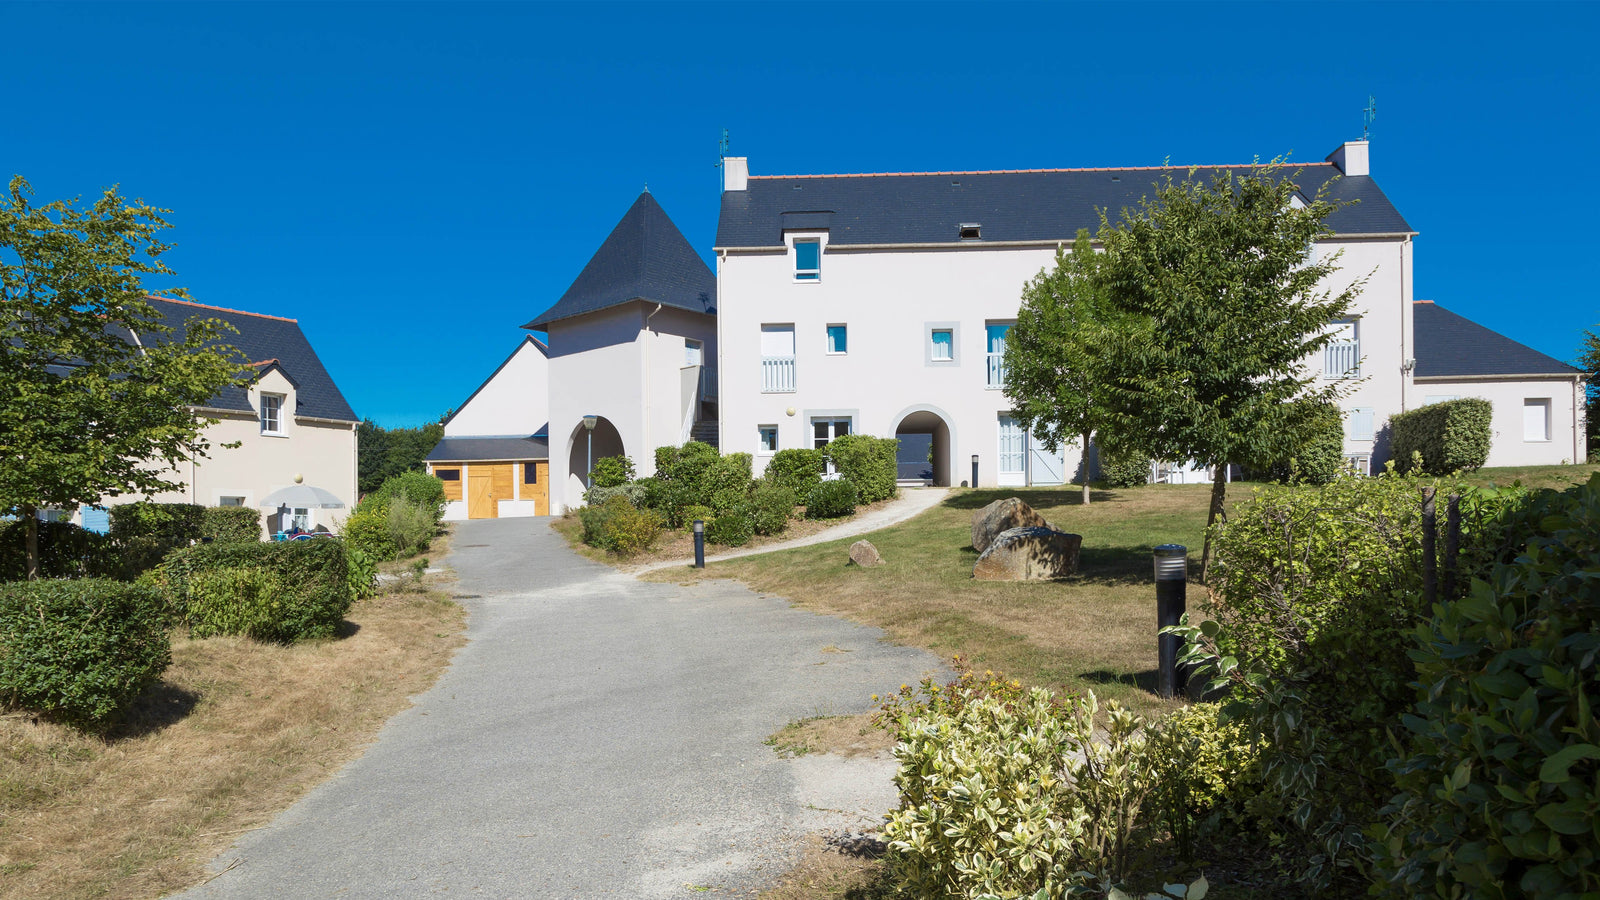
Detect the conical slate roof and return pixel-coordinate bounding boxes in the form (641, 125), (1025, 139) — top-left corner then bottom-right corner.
(524, 192), (715, 331)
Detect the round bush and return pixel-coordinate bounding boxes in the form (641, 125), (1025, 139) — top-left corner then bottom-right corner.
(764, 448), (825, 497)
(373, 471), (448, 521)
(1097, 446), (1151, 488)
(342, 497), (397, 561)
(706, 504), (754, 547)
(749, 483), (796, 536)
(0, 578), (171, 727)
(589, 455), (636, 488)
(805, 479), (858, 519)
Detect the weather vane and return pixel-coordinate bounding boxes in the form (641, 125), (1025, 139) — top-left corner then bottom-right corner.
(715, 128), (729, 168)
(1363, 95), (1376, 141)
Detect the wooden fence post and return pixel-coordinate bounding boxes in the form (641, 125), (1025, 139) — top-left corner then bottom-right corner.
(1421, 487), (1438, 607)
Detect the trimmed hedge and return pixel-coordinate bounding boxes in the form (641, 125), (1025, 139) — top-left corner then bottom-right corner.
(372, 471), (447, 521)
(153, 539), (354, 642)
(764, 448), (825, 497)
(1388, 398), (1492, 474)
(0, 578), (170, 726)
(806, 478), (858, 518)
(110, 501), (205, 578)
(202, 505), (262, 544)
(824, 435), (898, 504)
(0, 520), (115, 581)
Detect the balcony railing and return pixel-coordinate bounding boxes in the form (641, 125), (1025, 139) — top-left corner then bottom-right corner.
(1324, 341), (1360, 379)
(762, 356), (796, 393)
(986, 352), (1007, 389)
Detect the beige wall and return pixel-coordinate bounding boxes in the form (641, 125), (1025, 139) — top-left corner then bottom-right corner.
(97, 368), (358, 537)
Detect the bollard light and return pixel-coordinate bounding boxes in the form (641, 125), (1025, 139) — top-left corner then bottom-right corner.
(971, 454), (979, 490)
(692, 519), (705, 569)
(1154, 544), (1188, 700)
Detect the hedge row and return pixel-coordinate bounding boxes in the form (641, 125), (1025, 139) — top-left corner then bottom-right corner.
(822, 434), (898, 503)
(1388, 398), (1492, 474)
(148, 538), (354, 642)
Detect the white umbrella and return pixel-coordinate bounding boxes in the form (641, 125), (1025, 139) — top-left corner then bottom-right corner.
(258, 484), (346, 509)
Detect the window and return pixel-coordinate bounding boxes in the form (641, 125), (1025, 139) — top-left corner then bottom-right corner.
(291, 507), (310, 531)
(825, 324), (847, 354)
(219, 496), (245, 507)
(436, 468), (461, 481)
(685, 339), (703, 367)
(1343, 454), (1372, 476)
(522, 463), (538, 484)
(812, 417), (851, 450)
(1348, 407), (1375, 441)
(1524, 398), (1551, 441)
(794, 238), (821, 281)
(985, 322), (1012, 389)
(761, 324), (797, 392)
(260, 393), (284, 434)
(758, 425), (778, 453)
(931, 329), (953, 360)
(1323, 320), (1360, 379)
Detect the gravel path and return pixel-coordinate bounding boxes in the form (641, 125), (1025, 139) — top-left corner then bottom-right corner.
(630, 486), (949, 576)
(174, 516), (943, 899)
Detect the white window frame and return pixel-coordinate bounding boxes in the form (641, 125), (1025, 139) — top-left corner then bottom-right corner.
(1524, 398), (1552, 442)
(811, 416), (852, 474)
(684, 338), (703, 367)
(926, 322), (960, 366)
(790, 234), (824, 283)
(757, 425), (778, 454)
(1322, 319), (1361, 380)
(985, 321), (1013, 389)
(825, 323), (848, 355)
(260, 393), (285, 435)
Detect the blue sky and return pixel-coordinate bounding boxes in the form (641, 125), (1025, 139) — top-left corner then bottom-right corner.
(6, 1), (1596, 427)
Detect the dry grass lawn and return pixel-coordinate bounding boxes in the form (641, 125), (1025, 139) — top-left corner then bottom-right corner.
(0, 585), (465, 900)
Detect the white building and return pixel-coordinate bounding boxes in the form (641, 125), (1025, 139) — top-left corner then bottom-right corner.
(84, 297), (359, 537)
(1411, 301), (1587, 466)
(425, 335), (552, 520)
(712, 142), (1423, 486)
(522, 191), (718, 513)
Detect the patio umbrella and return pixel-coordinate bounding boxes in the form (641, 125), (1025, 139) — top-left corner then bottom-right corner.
(258, 484), (346, 509)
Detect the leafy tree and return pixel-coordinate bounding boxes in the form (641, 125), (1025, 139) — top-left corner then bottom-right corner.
(357, 416), (445, 495)
(0, 177), (247, 579)
(1093, 162), (1365, 576)
(1005, 229), (1122, 505)
(1580, 327), (1598, 453)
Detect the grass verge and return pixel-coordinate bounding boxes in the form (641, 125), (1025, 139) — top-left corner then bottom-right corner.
(0, 584), (466, 900)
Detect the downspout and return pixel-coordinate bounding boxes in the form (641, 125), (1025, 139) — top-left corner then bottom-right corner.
(645, 303), (664, 460)
(1399, 238), (1409, 411)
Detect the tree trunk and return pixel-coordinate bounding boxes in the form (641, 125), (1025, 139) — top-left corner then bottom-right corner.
(1199, 467), (1229, 583)
(23, 504), (40, 581)
(1081, 430), (1093, 506)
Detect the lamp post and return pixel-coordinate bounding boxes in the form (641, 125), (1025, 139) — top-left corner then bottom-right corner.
(582, 415), (598, 489)
(971, 454), (979, 490)
(1154, 544), (1188, 699)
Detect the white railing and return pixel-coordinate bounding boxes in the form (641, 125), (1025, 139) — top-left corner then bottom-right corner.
(1324, 341), (1360, 379)
(986, 352), (1007, 389)
(762, 356), (796, 393)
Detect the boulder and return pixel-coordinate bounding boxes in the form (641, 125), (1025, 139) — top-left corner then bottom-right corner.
(971, 497), (1051, 553)
(848, 539), (883, 567)
(973, 526), (1082, 581)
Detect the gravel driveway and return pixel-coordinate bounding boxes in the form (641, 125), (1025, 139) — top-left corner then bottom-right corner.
(175, 516), (943, 899)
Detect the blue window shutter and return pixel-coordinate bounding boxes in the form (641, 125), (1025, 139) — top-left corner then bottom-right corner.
(1350, 408), (1374, 441)
(80, 506), (111, 534)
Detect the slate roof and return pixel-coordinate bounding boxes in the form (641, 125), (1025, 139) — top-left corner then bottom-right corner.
(139, 297), (358, 422)
(524, 192), (716, 330)
(715, 163), (1413, 248)
(427, 435), (549, 462)
(1413, 301), (1581, 379)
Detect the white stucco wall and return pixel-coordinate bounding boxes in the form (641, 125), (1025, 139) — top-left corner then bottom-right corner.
(443, 337), (550, 437)
(95, 368), (359, 536)
(1411, 376), (1588, 467)
(544, 302), (716, 513)
(717, 232), (1410, 487)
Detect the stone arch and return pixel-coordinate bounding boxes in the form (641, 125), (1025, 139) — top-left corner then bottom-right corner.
(889, 404), (957, 487)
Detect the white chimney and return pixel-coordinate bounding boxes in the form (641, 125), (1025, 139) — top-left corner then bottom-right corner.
(722, 156), (748, 192)
(1326, 140), (1369, 177)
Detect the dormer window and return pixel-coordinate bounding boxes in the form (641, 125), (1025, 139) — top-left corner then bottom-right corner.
(959, 223), (982, 241)
(260, 393), (285, 434)
(794, 238), (821, 281)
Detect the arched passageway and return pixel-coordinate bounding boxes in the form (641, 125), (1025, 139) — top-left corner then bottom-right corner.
(892, 408), (954, 487)
(566, 416), (625, 502)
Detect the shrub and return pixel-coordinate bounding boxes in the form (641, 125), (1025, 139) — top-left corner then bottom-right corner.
(706, 504), (754, 547)
(1098, 446), (1151, 488)
(579, 496), (632, 550)
(577, 497), (662, 555)
(386, 496), (436, 557)
(110, 501), (205, 577)
(202, 505), (262, 544)
(805, 478), (857, 519)
(1249, 402), (1346, 485)
(645, 442), (756, 525)
(1387, 398), (1492, 474)
(1144, 701), (1261, 863)
(589, 455), (635, 488)
(1378, 474), (1600, 898)
(680, 504), (716, 531)
(584, 482), (645, 508)
(154, 538), (354, 642)
(341, 497), (397, 561)
(703, 452), (754, 512)
(749, 482), (796, 536)
(764, 448), (825, 497)
(823, 434), (898, 503)
(0, 578), (170, 726)
(373, 471), (447, 521)
(346, 546), (378, 601)
(0, 520), (115, 581)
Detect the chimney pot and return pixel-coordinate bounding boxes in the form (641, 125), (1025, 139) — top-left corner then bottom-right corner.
(1326, 140), (1369, 177)
(723, 157), (748, 192)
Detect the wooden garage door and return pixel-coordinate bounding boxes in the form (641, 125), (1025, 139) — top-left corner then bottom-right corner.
(467, 464), (516, 519)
